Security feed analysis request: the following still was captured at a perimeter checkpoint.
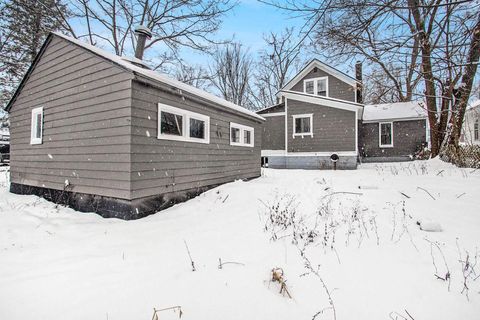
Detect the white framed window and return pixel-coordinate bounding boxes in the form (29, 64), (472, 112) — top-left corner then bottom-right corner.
(379, 122), (393, 147)
(304, 80), (315, 94)
(292, 114), (313, 138)
(30, 107), (43, 145)
(303, 77), (328, 97)
(158, 103), (210, 144)
(230, 122), (254, 147)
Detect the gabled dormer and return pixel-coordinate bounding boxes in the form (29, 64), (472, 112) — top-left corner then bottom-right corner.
(279, 59), (361, 103)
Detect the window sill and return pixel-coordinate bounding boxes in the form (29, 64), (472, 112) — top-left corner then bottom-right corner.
(293, 133), (313, 139)
(230, 142), (254, 148)
(157, 134), (209, 144)
(379, 144), (394, 148)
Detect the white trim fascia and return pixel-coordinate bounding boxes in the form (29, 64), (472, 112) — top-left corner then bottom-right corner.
(362, 116), (427, 123)
(30, 106), (43, 145)
(292, 113), (314, 138)
(285, 98), (288, 153)
(261, 112), (285, 117)
(261, 150), (286, 156)
(281, 60), (358, 97)
(283, 90), (363, 107)
(379, 121), (394, 148)
(286, 151), (357, 157)
(230, 122), (254, 147)
(282, 91), (361, 112)
(157, 103), (210, 144)
(261, 150), (357, 157)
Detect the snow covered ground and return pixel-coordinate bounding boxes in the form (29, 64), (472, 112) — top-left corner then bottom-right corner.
(0, 160), (479, 320)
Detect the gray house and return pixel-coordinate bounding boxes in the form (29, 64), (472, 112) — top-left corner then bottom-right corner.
(258, 59), (428, 168)
(5, 31), (264, 219)
(258, 59), (363, 169)
(359, 101), (428, 161)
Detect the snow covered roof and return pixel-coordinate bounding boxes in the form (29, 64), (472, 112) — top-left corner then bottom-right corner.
(53, 33), (264, 121)
(362, 101), (427, 122)
(6, 32), (264, 122)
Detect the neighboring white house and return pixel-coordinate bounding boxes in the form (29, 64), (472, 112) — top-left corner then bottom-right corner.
(462, 100), (480, 146)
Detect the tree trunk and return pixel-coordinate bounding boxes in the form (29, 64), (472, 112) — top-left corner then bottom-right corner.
(448, 13), (480, 146)
(408, 0), (441, 157)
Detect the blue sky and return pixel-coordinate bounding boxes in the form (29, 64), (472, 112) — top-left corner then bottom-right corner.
(180, 0), (307, 66)
(218, 0), (299, 51)
(178, 0), (359, 78)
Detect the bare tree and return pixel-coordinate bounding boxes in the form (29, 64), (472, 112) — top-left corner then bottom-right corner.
(209, 42), (255, 108)
(174, 63), (211, 91)
(362, 68), (405, 104)
(254, 28), (303, 108)
(408, 0), (480, 155)
(64, 0), (236, 68)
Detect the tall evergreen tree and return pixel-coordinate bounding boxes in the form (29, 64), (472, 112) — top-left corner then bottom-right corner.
(0, 0), (69, 108)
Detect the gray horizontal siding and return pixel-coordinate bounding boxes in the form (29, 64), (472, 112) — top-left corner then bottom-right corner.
(360, 119), (427, 157)
(9, 35), (134, 199)
(130, 80), (262, 199)
(290, 68), (356, 102)
(261, 116), (285, 150)
(287, 98), (356, 152)
(131, 169), (260, 199)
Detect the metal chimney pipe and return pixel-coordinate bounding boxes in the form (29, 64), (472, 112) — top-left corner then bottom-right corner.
(134, 26), (152, 60)
(355, 61), (363, 104)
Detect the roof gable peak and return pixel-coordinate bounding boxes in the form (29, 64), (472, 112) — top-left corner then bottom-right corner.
(282, 59), (358, 93)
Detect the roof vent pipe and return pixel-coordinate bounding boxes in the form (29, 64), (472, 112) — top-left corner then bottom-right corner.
(355, 61), (363, 104)
(134, 26), (152, 60)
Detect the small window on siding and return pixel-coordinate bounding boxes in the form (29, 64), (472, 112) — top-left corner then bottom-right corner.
(189, 118), (205, 139)
(158, 103), (209, 144)
(379, 122), (393, 147)
(304, 80), (314, 94)
(30, 107), (43, 145)
(231, 127), (240, 143)
(317, 78), (327, 96)
(304, 77), (328, 97)
(161, 111), (183, 136)
(292, 114), (313, 138)
(230, 122), (254, 147)
(244, 130), (251, 145)
(474, 119), (479, 141)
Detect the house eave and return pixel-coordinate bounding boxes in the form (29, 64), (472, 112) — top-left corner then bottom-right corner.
(281, 90), (363, 112)
(133, 75), (265, 123)
(362, 117), (427, 123)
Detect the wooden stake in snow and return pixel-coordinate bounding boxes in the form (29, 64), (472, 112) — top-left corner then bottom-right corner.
(183, 240), (196, 272)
